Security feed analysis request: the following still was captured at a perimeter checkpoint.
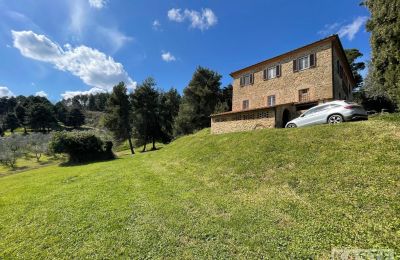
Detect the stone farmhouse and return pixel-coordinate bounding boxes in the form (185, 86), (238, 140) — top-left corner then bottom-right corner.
(210, 34), (356, 134)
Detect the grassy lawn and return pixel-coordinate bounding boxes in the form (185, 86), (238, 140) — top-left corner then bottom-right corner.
(0, 116), (399, 258)
(0, 154), (64, 177)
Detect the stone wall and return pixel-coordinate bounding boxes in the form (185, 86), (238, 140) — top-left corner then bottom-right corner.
(232, 42), (334, 111)
(332, 44), (354, 101)
(211, 109), (276, 134)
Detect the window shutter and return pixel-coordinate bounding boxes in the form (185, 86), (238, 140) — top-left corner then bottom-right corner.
(240, 77), (244, 86)
(263, 69), (267, 80)
(276, 65), (281, 77)
(293, 59), (298, 72)
(250, 73), (254, 84)
(310, 53), (316, 67)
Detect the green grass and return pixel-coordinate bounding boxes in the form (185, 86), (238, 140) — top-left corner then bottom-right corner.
(0, 115), (399, 258)
(0, 154), (64, 176)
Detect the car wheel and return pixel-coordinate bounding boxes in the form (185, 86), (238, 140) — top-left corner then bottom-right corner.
(328, 114), (344, 124)
(286, 123), (297, 128)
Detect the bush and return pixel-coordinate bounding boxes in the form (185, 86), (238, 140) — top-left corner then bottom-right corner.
(50, 131), (114, 163)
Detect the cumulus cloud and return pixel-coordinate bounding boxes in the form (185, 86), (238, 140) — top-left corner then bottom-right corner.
(88, 0), (106, 9)
(168, 8), (217, 30)
(168, 8), (185, 22)
(319, 16), (368, 41)
(338, 16), (368, 41)
(0, 86), (14, 97)
(35, 91), (48, 98)
(61, 87), (106, 99)
(161, 51), (176, 62)
(152, 20), (161, 30)
(11, 30), (135, 95)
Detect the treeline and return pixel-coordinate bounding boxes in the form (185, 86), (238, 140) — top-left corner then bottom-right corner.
(0, 95), (86, 135)
(104, 67), (232, 153)
(1, 66), (233, 154)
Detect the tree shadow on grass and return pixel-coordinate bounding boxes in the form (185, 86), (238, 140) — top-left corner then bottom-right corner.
(140, 147), (163, 153)
(58, 157), (119, 167)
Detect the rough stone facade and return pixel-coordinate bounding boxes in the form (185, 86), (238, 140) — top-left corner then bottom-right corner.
(211, 108), (275, 134)
(211, 35), (356, 134)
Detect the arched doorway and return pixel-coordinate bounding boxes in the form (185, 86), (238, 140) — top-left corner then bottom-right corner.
(282, 109), (290, 128)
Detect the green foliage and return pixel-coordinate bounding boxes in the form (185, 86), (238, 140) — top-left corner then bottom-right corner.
(66, 108), (85, 129)
(104, 82), (134, 154)
(4, 113), (19, 133)
(344, 48), (365, 88)
(131, 77), (162, 151)
(158, 88), (181, 142)
(174, 66), (223, 136)
(54, 102), (68, 124)
(50, 131), (114, 163)
(27, 133), (51, 162)
(363, 0), (400, 105)
(28, 103), (57, 132)
(0, 116), (399, 258)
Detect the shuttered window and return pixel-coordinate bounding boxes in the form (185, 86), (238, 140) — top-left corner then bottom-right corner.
(264, 65), (281, 80)
(240, 73), (254, 86)
(242, 100), (249, 110)
(294, 54), (316, 72)
(267, 95), (276, 107)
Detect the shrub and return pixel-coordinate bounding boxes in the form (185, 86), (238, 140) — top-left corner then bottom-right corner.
(50, 131), (114, 163)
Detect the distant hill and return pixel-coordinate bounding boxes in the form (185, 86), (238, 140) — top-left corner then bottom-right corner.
(0, 114), (399, 258)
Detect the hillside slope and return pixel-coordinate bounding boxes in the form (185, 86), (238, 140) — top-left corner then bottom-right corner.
(0, 115), (399, 258)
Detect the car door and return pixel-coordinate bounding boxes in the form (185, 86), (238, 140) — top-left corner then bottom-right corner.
(311, 104), (332, 125)
(301, 105), (330, 126)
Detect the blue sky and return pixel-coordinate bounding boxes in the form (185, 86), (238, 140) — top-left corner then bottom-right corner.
(0, 0), (370, 101)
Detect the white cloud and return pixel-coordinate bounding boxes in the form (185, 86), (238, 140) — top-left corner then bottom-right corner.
(318, 22), (341, 36)
(168, 8), (217, 30)
(69, 0), (86, 36)
(152, 20), (161, 30)
(338, 16), (368, 41)
(61, 87), (106, 99)
(88, 0), (107, 9)
(35, 91), (48, 98)
(0, 86), (14, 97)
(319, 16), (368, 41)
(161, 51), (176, 62)
(168, 8), (185, 22)
(97, 26), (134, 53)
(12, 30), (135, 94)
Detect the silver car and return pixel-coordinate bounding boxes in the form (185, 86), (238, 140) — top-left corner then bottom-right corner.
(285, 100), (368, 128)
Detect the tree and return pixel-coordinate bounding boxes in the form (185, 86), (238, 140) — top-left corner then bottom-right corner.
(131, 78), (160, 151)
(15, 105), (28, 134)
(363, 0), (400, 106)
(158, 88), (181, 142)
(54, 102), (68, 124)
(27, 133), (50, 162)
(66, 108), (85, 129)
(4, 113), (19, 133)
(174, 67), (222, 136)
(344, 49), (365, 89)
(28, 103), (56, 132)
(0, 135), (25, 168)
(104, 82), (135, 154)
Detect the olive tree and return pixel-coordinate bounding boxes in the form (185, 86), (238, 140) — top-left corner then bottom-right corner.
(27, 133), (51, 162)
(0, 135), (26, 168)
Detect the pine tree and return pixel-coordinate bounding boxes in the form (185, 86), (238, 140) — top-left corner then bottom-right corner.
(104, 82), (135, 154)
(344, 49), (365, 88)
(174, 67), (222, 136)
(363, 0), (400, 105)
(131, 78), (160, 151)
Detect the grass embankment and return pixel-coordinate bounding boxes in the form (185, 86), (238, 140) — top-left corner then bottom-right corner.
(0, 115), (399, 258)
